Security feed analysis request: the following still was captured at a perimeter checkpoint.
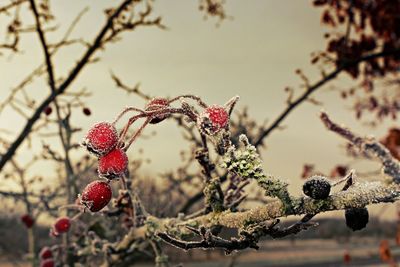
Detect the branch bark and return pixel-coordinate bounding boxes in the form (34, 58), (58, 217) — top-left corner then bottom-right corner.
(0, 0), (135, 171)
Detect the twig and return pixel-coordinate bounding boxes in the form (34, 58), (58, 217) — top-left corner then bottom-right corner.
(254, 49), (400, 147)
(0, 0), (149, 171)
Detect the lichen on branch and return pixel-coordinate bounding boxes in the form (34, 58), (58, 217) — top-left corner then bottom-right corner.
(221, 134), (293, 212)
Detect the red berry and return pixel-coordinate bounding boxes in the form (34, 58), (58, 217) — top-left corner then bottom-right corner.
(53, 217), (71, 234)
(21, 214), (34, 228)
(44, 106), (52, 116)
(82, 122), (118, 156)
(80, 180), (112, 212)
(39, 246), (53, 260)
(98, 148), (128, 179)
(83, 107), (92, 116)
(145, 97), (170, 124)
(343, 251), (351, 263)
(198, 105), (229, 135)
(40, 259), (55, 267)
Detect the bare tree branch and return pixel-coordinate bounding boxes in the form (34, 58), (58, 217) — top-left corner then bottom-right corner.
(0, 0), (150, 172)
(254, 49), (400, 147)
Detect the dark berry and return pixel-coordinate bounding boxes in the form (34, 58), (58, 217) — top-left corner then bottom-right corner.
(343, 251), (351, 263)
(198, 105), (229, 135)
(83, 107), (92, 116)
(53, 217), (71, 234)
(21, 214), (34, 228)
(82, 122), (118, 156)
(98, 148), (128, 179)
(44, 106), (52, 116)
(303, 176), (331, 199)
(145, 97), (170, 124)
(345, 207), (369, 231)
(80, 180), (112, 212)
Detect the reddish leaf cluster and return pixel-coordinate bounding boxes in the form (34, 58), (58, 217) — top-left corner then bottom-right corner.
(330, 164), (348, 177)
(379, 240), (397, 267)
(314, 0), (400, 122)
(315, 0), (400, 78)
(380, 128), (400, 160)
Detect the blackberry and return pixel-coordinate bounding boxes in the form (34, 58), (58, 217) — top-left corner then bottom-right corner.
(345, 207), (369, 231)
(302, 176), (331, 200)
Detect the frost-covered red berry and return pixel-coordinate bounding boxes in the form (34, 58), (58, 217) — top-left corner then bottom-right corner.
(198, 105), (229, 135)
(39, 246), (53, 260)
(21, 214), (34, 228)
(53, 217), (71, 234)
(98, 148), (128, 179)
(302, 176), (331, 200)
(145, 97), (170, 124)
(80, 180), (112, 212)
(82, 122), (118, 156)
(40, 259), (55, 267)
(345, 207), (369, 231)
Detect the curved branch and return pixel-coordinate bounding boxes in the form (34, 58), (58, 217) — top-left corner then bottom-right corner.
(254, 49), (400, 147)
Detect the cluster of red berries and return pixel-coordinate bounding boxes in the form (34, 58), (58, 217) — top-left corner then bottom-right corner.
(71, 96), (234, 214)
(144, 97), (231, 135)
(79, 121), (124, 212)
(39, 246), (54, 267)
(40, 95), (237, 265)
(82, 121), (127, 179)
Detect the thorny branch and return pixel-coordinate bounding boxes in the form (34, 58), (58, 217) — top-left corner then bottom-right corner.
(109, 111), (400, 254)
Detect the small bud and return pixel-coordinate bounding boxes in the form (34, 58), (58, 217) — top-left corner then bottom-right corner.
(83, 107), (91, 116)
(43, 106), (52, 116)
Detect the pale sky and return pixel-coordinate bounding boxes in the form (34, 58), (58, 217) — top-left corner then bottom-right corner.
(0, 1), (398, 219)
